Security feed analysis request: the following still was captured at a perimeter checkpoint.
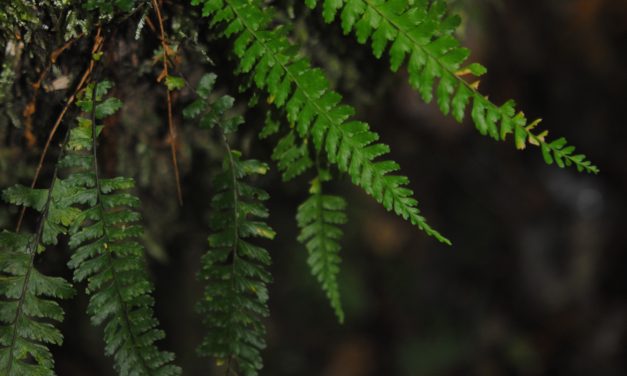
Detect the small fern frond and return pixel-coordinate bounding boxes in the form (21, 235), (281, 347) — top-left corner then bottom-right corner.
(186, 73), (275, 375)
(306, 0), (598, 174)
(296, 174), (346, 323)
(65, 81), (181, 376)
(193, 0), (451, 245)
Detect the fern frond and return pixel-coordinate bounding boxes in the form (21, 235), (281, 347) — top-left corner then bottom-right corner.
(65, 82), (181, 376)
(193, 0), (451, 245)
(185, 73), (275, 375)
(0, 127), (77, 375)
(197, 149), (274, 376)
(0, 231), (74, 376)
(296, 174), (346, 322)
(306, 0), (598, 174)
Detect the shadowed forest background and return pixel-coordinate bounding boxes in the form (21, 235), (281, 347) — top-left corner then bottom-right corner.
(1, 0), (625, 375)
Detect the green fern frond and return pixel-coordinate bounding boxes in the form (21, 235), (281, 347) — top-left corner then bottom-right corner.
(296, 174), (346, 323)
(185, 73), (275, 375)
(305, 0), (598, 174)
(0, 231), (74, 376)
(0, 113), (78, 376)
(64, 81), (181, 376)
(197, 149), (274, 376)
(0, 124), (78, 375)
(193, 0), (451, 245)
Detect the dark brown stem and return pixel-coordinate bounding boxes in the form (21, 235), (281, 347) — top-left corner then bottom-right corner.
(151, 0), (183, 205)
(16, 28), (104, 232)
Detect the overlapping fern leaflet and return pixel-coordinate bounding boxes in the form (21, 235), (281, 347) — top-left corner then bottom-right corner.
(271, 131), (313, 182)
(0, 232), (74, 376)
(185, 75), (274, 375)
(193, 0), (451, 245)
(306, 0), (598, 173)
(64, 82), (180, 376)
(0, 134), (76, 375)
(297, 173), (347, 322)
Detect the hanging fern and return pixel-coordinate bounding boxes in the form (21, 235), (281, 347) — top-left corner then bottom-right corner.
(185, 74), (275, 375)
(305, 0), (598, 174)
(0, 1), (602, 374)
(193, 0), (452, 245)
(63, 81), (180, 376)
(0, 129), (77, 375)
(296, 172), (347, 323)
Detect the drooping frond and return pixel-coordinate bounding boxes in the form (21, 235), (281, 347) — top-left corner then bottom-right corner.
(64, 82), (181, 376)
(185, 73), (275, 376)
(305, 0), (599, 174)
(296, 174), (346, 322)
(0, 131), (76, 375)
(197, 150), (274, 376)
(192, 0), (451, 245)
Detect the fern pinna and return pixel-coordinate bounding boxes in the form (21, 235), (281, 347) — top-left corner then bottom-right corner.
(297, 172), (347, 323)
(185, 74), (275, 375)
(62, 81), (180, 376)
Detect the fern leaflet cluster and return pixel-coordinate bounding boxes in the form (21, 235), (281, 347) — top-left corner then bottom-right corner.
(185, 74), (275, 376)
(63, 82), (180, 376)
(0, 232), (74, 376)
(306, 0), (598, 174)
(271, 131), (313, 181)
(193, 0), (451, 245)
(0, 128), (77, 375)
(296, 173), (347, 322)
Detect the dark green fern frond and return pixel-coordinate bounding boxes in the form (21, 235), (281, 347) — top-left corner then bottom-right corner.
(197, 149), (274, 376)
(64, 81), (180, 376)
(0, 231), (74, 376)
(192, 0), (451, 245)
(296, 174), (346, 323)
(182, 73), (245, 133)
(305, 0), (598, 174)
(185, 73), (275, 375)
(0, 126), (77, 375)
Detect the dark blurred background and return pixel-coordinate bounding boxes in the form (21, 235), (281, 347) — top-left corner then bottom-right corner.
(1, 0), (626, 375)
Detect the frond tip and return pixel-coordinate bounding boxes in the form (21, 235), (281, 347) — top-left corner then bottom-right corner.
(297, 176), (347, 323)
(306, 0), (598, 174)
